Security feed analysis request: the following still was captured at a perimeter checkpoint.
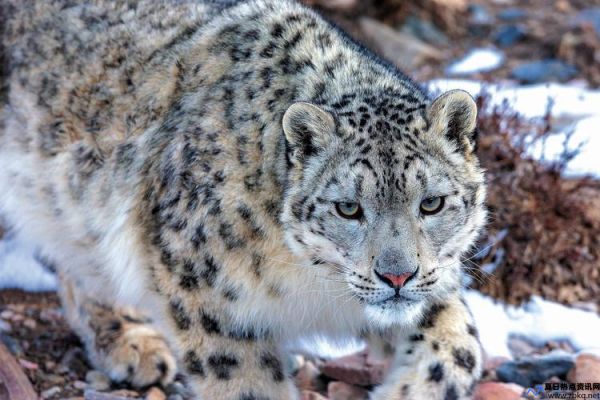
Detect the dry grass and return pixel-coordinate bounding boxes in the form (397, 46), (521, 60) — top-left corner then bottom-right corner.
(471, 95), (600, 308)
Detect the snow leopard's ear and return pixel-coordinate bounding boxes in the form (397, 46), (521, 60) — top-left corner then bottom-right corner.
(428, 90), (478, 155)
(283, 102), (336, 159)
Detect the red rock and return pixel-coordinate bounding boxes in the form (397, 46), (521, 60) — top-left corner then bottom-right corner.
(327, 381), (368, 400)
(300, 391), (327, 400)
(567, 354), (600, 393)
(321, 351), (385, 386)
(145, 387), (166, 400)
(296, 360), (322, 391)
(473, 382), (524, 400)
(18, 358), (39, 370)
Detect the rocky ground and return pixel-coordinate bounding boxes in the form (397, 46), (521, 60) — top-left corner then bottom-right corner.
(2, 0), (600, 399)
(1, 289), (600, 400)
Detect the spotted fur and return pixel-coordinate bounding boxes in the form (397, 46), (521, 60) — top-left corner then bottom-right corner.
(1, 0), (486, 398)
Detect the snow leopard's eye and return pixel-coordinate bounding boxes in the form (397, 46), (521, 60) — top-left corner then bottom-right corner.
(335, 202), (363, 219)
(420, 196), (445, 215)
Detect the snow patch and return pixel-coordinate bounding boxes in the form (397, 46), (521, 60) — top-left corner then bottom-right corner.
(446, 48), (505, 75)
(428, 79), (600, 178)
(465, 290), (600, 359)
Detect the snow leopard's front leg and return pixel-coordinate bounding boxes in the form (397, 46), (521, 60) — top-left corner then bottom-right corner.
(371, 295), (482, 400)
(165, 296), (299, 400)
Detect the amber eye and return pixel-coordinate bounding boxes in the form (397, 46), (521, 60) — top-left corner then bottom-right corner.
(335, 202), (363, 219)
(420, 196), (445, 215)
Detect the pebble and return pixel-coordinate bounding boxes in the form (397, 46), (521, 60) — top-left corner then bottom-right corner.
(301, 391), (328, 400)
(508, 336), (538, 358)
(496, 353), (575, 388)
(287, 354), (305, 375)
(327, 381), (368, 400)
(0, 332), (23, 356)
(18, 358), (39, 370)
(41, 386), (61, 399)
(0, 319), (11, 332)
(23, 317), (37, 329)
(469, 4), (494, 35)
(86, 370), (111, 392)
(295, 360), (323, 392)
(73, 380), (88, 390)
(0, 310), (14, 319)
(511, 60), (578, 83)
(493, 25), (527, 47)
(84, 390), (138, 400)
(473, 382), (524, 400)
(320, 351), (385, 386)
(399, 16), (449, 46)
(567, 353), (600, 385)
(145, 387), (166, 400)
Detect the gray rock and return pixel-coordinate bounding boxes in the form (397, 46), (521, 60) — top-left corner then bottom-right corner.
(358, 17), (442, 71)
(572, 7), (600, 38)
(469, 4), (494, 36)
(498, 8), (528, 22)
(511, 60), (578, 84)
(494, 25), (527, 47)
(496, 353), (575, 388)
(399, 16), (449, 46)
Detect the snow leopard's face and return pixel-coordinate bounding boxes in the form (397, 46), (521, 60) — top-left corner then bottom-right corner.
(281, 90), (486, 327)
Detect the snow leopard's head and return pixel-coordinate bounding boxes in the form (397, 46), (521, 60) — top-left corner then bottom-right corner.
(280, 89), (486, 327)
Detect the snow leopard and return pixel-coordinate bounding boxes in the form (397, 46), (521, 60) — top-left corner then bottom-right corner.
(0, 0), (486, 398)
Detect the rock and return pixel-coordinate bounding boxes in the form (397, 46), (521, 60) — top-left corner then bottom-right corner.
(295, 360), (323, 392)
(164, 381), (189, 397)
(145, 387), (166, 400)
(18, 358), (39, 370)
(0, 319), (11, 332)
(109, 390), (140, 398)
(359, 17), (443, 71)
(0, 333), (22, 356)
(508, 336), (538, 358)
(567, 354), (600, 385)
(469, 4), (494, 35)
(498, 8), (528, 22)
(493, 25), (527, 47)
(287, 354), (305, 376)
(41, 386), (61, 399)
(74, 380), (88, 390)
(303, 0), (357, 11)
(84, 390), (139, 400)
(446, 48), (505, 75)
(300, 391), (328, 400)
(572, 7), (600, 38)
(399, 16), (449, 46)
(86, 370), (111, 392)
(496, 353), (575, 388)
(23, 318), (37, 329)
(327, 381), (368, 400)
(320, 351), (385, 386)
(511, 60), (578, 83)
(473, 382), (524, 400)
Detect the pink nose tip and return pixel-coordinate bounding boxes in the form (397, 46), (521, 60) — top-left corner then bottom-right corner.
(382, 272), (413, 288)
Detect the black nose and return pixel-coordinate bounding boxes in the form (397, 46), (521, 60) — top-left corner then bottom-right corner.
(374, 269), (417, 289)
